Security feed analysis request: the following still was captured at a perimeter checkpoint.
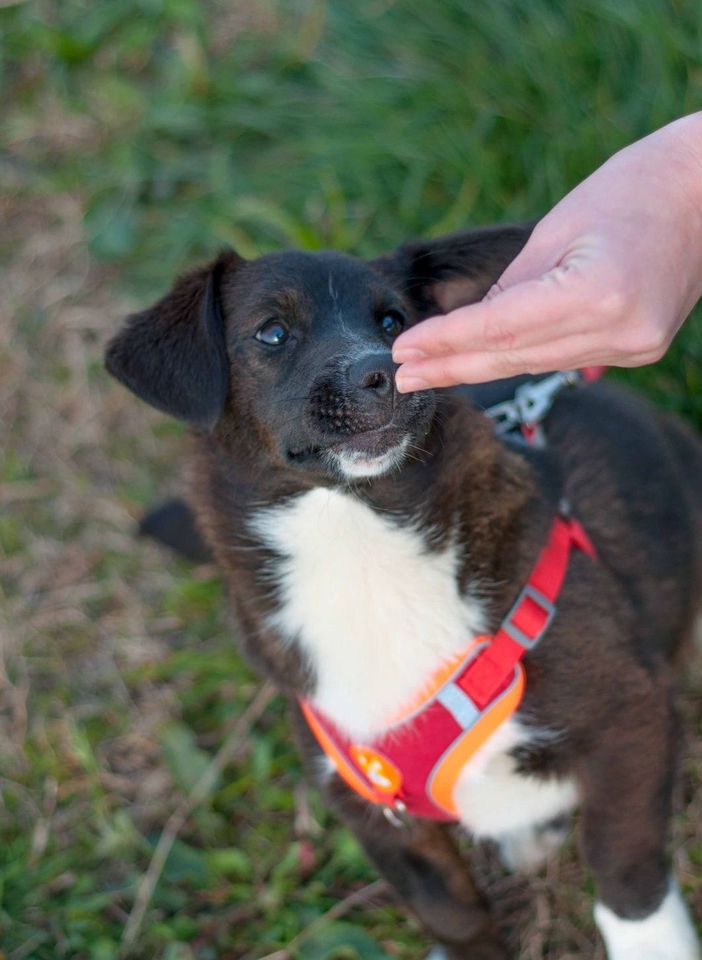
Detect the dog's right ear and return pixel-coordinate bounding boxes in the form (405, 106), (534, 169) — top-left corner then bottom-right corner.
(105, 250), (243, 429)
(372, 223), (533, 319)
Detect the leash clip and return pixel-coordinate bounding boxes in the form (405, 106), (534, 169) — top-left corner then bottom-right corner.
(486, 398), (521, 434)
(487, 370), (581, 436)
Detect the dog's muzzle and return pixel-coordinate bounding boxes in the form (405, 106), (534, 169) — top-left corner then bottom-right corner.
(308, 352), (396, 436)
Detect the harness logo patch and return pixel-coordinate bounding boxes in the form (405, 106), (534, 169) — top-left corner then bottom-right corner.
(350, 745), (402, 794)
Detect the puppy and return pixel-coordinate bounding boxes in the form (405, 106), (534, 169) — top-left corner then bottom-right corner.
(106, 225), (702, 960)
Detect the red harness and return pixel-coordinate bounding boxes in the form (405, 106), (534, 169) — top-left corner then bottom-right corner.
(300, 513), (596, 821)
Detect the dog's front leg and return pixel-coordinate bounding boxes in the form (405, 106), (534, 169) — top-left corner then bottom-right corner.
(290, 707), (507, 959)
(579, 714), (700, 960)
(324, 775), (508, 960)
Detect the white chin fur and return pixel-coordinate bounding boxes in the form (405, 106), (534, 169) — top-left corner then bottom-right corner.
(325, 436), (410, 479)
(594, 881), (700, 960)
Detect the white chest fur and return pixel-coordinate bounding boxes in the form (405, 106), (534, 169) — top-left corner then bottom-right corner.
(251, 487), (577, 840)
(252, 487), (484, 739)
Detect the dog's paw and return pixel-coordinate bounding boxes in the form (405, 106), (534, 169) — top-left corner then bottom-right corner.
(496, 817), (568, 873)
(594, 882), (701, 960)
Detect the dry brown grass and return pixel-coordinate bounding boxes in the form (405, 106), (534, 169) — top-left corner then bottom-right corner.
(1, 186), (183, 826)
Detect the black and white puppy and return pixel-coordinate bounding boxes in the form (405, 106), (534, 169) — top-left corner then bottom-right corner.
(106, 225), (702, 960)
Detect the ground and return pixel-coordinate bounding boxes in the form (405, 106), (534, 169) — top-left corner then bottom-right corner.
(1, 2), (702, 959)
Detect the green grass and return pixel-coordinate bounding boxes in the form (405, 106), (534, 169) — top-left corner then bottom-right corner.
(2, 1), (702, 958)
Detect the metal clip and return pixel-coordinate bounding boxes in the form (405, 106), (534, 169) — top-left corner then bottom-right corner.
(486, 371), (581, 435)
(513, 371), (579, 425)
(382, 800), (407, 829)
(485, 398), (522, 435)
(501, 583), (556, 649)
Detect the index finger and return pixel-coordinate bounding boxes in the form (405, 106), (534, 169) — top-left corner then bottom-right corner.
(393, 271), (582, 362)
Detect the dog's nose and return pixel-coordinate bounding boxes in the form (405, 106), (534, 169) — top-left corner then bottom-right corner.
(348, 354), (395, 400)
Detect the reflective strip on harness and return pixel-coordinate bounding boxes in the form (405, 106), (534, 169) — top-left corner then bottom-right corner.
(428, 665), (525, 817)
(435, 682), (481, 729)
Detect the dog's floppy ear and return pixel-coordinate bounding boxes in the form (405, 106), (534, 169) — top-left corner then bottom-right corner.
(374, 223), (533, 318)
(105, 250), (243, 429)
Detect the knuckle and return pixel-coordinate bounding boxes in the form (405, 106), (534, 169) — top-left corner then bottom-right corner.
(482, 312), (516, 350)
(494, 349), (527, 377)
(641, 340), (669, 364)
(445, 355), (472, 382)
(618, 316), (669, 360)
(595, 285), (629, 322)
(431, 323), (462, 356)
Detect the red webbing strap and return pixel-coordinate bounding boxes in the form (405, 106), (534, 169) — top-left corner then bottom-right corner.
(458, 516), (595, 709)
(582, 366), (607, 382)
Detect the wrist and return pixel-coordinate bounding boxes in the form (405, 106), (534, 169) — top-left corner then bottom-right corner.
(660, 112), (702, 201)
(650, 114), (702, 311)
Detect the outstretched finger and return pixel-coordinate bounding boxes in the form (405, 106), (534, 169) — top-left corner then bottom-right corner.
(395, 334), (606, 390)
(393, 269), (585, 363)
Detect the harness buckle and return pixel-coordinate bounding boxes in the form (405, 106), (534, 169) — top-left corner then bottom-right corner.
(501, 584), (556, 649)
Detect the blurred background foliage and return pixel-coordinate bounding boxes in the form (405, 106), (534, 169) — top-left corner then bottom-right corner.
(3, 0), (702, 274)
(2, 1), (702, 959)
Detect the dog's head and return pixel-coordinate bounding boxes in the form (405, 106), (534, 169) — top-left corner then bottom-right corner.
(105, 224), (529, 482)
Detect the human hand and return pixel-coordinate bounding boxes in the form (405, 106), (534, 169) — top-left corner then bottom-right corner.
(393, 113), (702, 390)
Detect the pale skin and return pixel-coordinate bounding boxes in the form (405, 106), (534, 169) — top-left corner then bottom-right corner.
(393, 113), (702, 390)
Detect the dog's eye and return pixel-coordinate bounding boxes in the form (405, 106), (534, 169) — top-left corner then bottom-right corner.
(379, 310), (405, 338)
(255, 320), (290, 346)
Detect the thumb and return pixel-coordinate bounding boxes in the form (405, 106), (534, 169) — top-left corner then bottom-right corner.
(488, 225), (561, 294)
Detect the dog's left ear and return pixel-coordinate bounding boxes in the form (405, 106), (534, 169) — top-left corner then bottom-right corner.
(373, 223), (533, 318)
(105, 250), (243, 429)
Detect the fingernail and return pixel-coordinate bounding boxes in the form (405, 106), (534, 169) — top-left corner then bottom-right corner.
(393, 346), (427, 363)
(396, 373), (429, 393)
